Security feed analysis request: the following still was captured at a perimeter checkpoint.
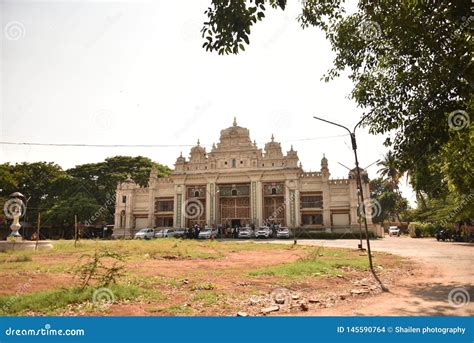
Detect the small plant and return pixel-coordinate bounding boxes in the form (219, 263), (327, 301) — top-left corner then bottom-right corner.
(75, 249), (125, 289)
(191, 282), (215, 291)
(5, 255), (32, 263)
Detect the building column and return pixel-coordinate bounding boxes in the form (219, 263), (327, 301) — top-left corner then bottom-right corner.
(255, 181), (263, 226)
(251, 181), (258, 226)
(174, 185), (184, 228)
(322, 183), (331, 228)
(349, 179), (359, 226)
(125, 192), (133, 230)
(205, 183), (216, 226)
(147, 189), (155, 228)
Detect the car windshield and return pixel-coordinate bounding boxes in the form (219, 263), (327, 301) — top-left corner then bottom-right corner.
(279, 228), (288, 232)
(201, 228), (211, 232)
(139, 229), (149, 233)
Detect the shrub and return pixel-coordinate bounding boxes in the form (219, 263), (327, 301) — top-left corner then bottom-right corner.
(408, 222), (443, 238)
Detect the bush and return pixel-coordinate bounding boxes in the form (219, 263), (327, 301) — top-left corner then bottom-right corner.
(408, 222), (444, 238)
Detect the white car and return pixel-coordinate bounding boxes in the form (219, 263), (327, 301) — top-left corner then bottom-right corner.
(134, 228), (155, 240)
(198, 228), (218, 239)
(238, 228), (254, 239)
(155, 228), (186, 238)
(276, 227), (291, 239)
(388, 226), (400, 237)
(255, 226), (272, 239)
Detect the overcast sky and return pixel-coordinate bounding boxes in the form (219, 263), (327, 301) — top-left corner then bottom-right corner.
(0, 0), (415, 205)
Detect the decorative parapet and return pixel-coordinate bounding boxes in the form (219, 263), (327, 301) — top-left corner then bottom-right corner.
(329, 179), (349, 185)
(300, 172), (322, 178)
(157, 177), (173, 184)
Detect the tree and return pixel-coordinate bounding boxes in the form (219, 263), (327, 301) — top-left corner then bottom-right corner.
(370, 177), (408, 224)
(377, 151), (401, 189)
(67, 156), (171, 224)
(202, 0), (473, 201)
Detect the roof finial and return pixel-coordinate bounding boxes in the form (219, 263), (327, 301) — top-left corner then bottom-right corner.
(180, 151), (183, 157)
(233, 117), (237, 126)
(253, 139), (257, 146)
(290, 145), (294, 151)
(271, 133), (274, 142)
(197, 139), (200, 146)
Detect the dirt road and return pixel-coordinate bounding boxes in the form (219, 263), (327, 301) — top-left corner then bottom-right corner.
(265, 236), (474, 316)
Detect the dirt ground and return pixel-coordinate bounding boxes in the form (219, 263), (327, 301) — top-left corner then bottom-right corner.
(0, 241), (409, 316)
(266, 236), (474, 316)
(1, 237), (471, 316)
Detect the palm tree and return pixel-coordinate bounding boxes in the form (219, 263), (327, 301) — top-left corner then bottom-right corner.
(377, 151), (401, 189)
(377, 151), (403, 224)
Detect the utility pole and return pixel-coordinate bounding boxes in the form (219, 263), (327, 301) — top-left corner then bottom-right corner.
(313, 116), (387, 291)
(35, 212), (40, 251)
(74, 214), (78, 248)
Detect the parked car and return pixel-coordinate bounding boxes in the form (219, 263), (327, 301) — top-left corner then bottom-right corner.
(198, 228), (218, 239)
(276, 227), (291, 239)
(169, 228), (186, 238)
(238, 227), (254, 239)
(388, 226), (400, 237)
(255, 226), (272, 239)
(155, 228), (175, 238)
(134, 228), (155, 240)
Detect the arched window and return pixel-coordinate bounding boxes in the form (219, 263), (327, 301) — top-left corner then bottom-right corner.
(194, 191), (200, 197)
(271, 187), (277, 195)
(231, 189), (238, 196)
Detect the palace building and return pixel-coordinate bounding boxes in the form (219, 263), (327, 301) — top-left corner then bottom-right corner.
(113, 118), (374, 237)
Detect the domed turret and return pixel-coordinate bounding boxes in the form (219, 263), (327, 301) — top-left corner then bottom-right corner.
(189, 139), (207, 162)
(321, 154), (328, 171)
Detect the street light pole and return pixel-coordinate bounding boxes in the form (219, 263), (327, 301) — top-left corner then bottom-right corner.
(313, 116), (387, 291)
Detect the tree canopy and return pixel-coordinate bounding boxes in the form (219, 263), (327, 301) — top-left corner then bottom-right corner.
(202, 0), (473, 221)
(0, 157), (171, 232)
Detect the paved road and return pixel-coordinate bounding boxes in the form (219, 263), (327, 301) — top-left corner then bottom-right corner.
(263, 236), (474, 315)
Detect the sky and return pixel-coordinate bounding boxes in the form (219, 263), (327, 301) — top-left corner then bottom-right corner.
(0, 0), (415, 205)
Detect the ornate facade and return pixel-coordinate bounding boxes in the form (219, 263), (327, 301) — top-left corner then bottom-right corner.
(114, 119), (373, 237)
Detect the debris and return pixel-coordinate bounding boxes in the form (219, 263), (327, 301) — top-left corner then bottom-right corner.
(300, 302), (309, 311)
(182, 279), (189, 285)
(291, 294), (300, 300)
(237, 311), (248, 317)
(261, 306), (280, 314)
(336, 274), (344, 278)
(309, 298), (320, 303)
(274, 294), (286, 304)
(351, 288), (370, 295)
(249, 297), (260, 305)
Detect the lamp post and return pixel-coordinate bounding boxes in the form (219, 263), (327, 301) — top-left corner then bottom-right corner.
(313, 116), (387, 291)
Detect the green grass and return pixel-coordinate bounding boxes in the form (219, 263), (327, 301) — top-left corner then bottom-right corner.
(167, 304), (194, 315)
(191, 291), (219, 306)
(248, 249), (368, 278)
(191, 282), (215, 291)
(0, 284), (144, 315)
